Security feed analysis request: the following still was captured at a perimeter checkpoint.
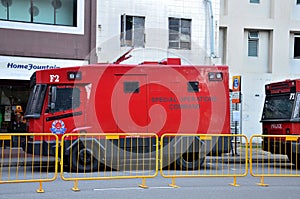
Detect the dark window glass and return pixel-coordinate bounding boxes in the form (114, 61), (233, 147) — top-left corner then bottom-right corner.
(53, 87), (80, 112)
(188, 81), (199, 92)
(293, 93), (300, 118)
(24, 84), (47, 118)
(169, 18), (191, 50)
(120, 15), (145, 47)
(0, 0), (77, 26)
(124, 82), (140, 93)
(261, 94), (294, 120)
(294, 36), (300, 59)
(248, 31), (259, 57)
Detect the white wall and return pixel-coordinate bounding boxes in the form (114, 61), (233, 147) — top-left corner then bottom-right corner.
(221, 0), (300, 138)
(238, 74), (270, 138)
(291, 3), (300, 19)
(289, 32), (300, 70)
(97, 0), (300, 138)
(232, 73), (300, 139)
(243, 30), (270, 73)
(97, 0), (220, 65)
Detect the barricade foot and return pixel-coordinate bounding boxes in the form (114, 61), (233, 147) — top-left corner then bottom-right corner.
(257, 183), (269, 187)
(257, 177), (269, 187)
(139, 178), (149, 189)
(72, 187), (81, 192)
(138, 184), (149, 189)
(168, 177), (180, 188)
(72, 180), (80, 192)
(168, 184), (180, 188)
(229, 177), (240, 187)
(229, 183), (240, 187)
(36, 182), (45, 193)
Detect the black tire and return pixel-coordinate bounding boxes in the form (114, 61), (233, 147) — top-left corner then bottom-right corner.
(287, 152), (300, 169)
(176, 152), (205, 170)
(71, 145), (98, 172)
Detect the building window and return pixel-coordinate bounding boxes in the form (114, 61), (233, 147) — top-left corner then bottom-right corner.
(168, 18), (191, 50)
(294, 34), (300, 59)
(120, 15), (145, 47)
(248, 31), (259, 57)
(250, 0), (260, 3)
(0, 0), (77, 26)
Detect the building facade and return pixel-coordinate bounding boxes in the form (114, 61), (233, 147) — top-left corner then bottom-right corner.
(4, 0), (296, 138)
(220, 0), (300, 138)
(97, 0), (220, 65)
(0, 0), (97, 133)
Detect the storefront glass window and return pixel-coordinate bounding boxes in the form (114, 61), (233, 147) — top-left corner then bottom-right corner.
(0, 0), (76, 26)
(9, 0), (31, 22)
(0, 80), (30, 133)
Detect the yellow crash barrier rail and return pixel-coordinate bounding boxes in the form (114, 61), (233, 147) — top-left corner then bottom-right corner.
(0, 133), (59, 193)
(160, 134), (248, 187)
(60, 133), (159, 191)
(7, 133), (300, 191)
(250, 134), (300, 186)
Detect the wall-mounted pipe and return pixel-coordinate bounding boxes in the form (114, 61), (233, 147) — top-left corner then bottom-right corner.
(204, 0), (216, 58)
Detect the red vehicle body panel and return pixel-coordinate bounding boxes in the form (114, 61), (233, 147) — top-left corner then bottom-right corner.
(27, 61), (230, 138)
(261, 79), (300, 157)
(262, 79), (300, 136)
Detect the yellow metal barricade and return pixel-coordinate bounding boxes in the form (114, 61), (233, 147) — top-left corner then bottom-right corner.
(0, 133), (59, 193)
(250, 135), (300, 186)
(160, 134), (248, 187)
(60, 133), (159, 191)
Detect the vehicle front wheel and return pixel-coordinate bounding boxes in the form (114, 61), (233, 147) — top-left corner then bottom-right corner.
(71, 145), (99, 172)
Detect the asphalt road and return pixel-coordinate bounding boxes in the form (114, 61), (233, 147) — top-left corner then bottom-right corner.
(0, 169), (300, 199)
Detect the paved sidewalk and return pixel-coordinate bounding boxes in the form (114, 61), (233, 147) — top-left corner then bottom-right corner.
(208, 147), (289, 164)
(0, 147), (56, 167)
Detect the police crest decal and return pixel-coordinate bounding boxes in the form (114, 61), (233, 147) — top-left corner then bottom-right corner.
(50, 120), (67, 134)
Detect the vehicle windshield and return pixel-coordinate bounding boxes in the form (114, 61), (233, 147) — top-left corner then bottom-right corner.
(24, 84), (47, 118)
(261, 94), (295, 120)
(292, 93), (300, 118)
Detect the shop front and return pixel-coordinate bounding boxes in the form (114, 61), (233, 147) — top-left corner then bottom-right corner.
(0, 79), (29, 134)
(0, 56), (88, 137)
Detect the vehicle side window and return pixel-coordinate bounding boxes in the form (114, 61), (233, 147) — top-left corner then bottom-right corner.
(53, 87), (80, 112)
(293, 93), (300, 118)
(188, 81), (199, 92)
(124, 82), (140, 93)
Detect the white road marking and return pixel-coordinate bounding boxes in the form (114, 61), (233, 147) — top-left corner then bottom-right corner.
(94, 186), (174, 191)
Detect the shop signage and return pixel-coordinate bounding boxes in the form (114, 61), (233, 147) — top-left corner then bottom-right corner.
(6, 62), (60, 71)
(0, 56), (88, 80)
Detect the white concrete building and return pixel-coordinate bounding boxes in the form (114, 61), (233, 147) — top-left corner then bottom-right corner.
(96, 0), (221, 65)
(96, 0), (300, 138)
(220, 0), (300, 138)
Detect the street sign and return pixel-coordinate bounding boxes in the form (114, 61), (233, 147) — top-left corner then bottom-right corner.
(232, 76), (241, 92)
(232, 91), (241, 104)
(232, 76), (241, 103)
